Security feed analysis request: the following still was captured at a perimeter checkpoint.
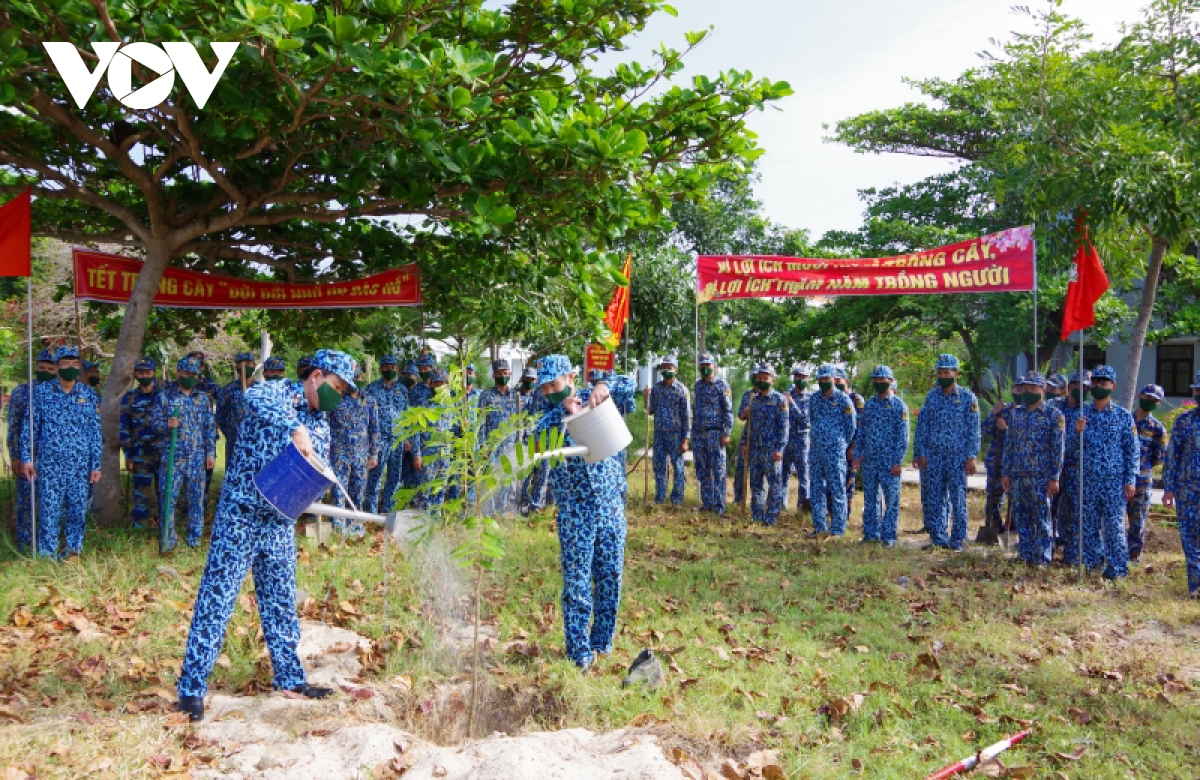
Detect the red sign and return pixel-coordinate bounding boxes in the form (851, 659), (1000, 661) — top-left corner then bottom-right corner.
(585, 343), (615, 374)
(697, 227), (1035, 302)
(73, 249), (421, 309)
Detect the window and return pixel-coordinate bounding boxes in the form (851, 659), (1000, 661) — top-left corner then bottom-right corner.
(1083, 345), (1107, 370)
(1157, 344), (1195, 397)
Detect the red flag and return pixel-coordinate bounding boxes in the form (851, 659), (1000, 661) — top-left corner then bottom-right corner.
(1061, 233), (1108, 341)
(0, 188), (32, 277)
(603, 253), (632, 347)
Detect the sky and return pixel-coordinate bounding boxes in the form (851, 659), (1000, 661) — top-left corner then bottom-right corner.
(597, 0), (1142, 241)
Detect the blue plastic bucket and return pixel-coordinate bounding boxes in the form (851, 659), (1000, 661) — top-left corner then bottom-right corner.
(253, 442), (334, 520)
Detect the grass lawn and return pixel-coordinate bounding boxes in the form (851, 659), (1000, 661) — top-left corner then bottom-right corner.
(0, 458), (1198, 778)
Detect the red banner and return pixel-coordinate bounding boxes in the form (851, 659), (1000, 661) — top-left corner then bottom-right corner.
(73, 249), (421, 309)
(585, 343), (615, 374)
(697, 227), (1035, 302)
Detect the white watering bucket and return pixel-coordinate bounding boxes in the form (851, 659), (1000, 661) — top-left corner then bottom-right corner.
(551, 397), (633, 464)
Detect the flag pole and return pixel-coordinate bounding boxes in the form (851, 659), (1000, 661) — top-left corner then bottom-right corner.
(27, 275), (36, 560)
(1032, 233), (1038, 372)
(1078, 326), (1084, 579)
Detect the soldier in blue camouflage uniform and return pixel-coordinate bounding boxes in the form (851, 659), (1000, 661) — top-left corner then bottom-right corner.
(154, 357), (218, 550)
(1126, 384), (1167, 563)
(739, 364), (788, 525)
(18, 347), (102, 559)
(1163, 371), (1200, 596)
(1045, 374), (1066, 404)
(534, 355), (635, 670)
(413, 368), (453, 508)
(978, 379), (1022, 544)
(119, 356), (163, 530)
(692, 353), (733, 516)
(176, 350), (355, 722)
(8, 349), (56, 550)
(329, 381), (380, 534)
(733, 381), (754, 506)
(807, 364), (857, 536)
(403, 353), (437, 493)
(397, 360), (420, 492)
(463, 362), (482, 404)
(262, 355), (287, 383)
(913, 354), (981, 551)
(1053, 370), (1090, 561)
(782, 366), (811, 513)
(1073, 365), (1138, 578)
(478, 360), (522, 514)
(216, 352), (255, 472)
(81, 360), (102, 389)
(519, 366), (553, 513)
(853, 366), (908, 546)
(1001, 374), (1064, 565)
(646, 355), (691, 507)
(362, 355), (408, 513)
(166, 351), (220, 503)
(834, 368), (865, 508)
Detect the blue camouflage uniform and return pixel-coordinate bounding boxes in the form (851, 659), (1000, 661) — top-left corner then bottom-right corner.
(1052, 371), (1090, 561)
(982, 396), (1016, 536)
(519, 368), (553, 513)
(808, 364), (857, 535)
(413, 369), (454, 508)
(216, 352), (255, 471)
(363, 356), (409, 513)
(178, 350), (350, 700)
(913, 354), (981, 549)
(853, 366), (909, 544)
(534, 355), (635, 669)
(782, 368), (811, 512)
(1001, 374), (1065, 565)
(154, 357), (218, 549)
(479, 360), (523, 514)
(8, 349), (55, 549)
(692, 355), (734, 515)
(1127, 384), (1167, 561)
(739, 364), (789, 525)
(403, 353), (437, 493)
(836, 368), (865, 506)
(1163, 372), (1200, 594)
(648, 356), (690, 506)
(732, 388), (753, 505)
(1076, 366), (1139, 578)
(19, 347), (102, 558)
(329, 388), (380, 533)
(120, 358), (163, 530)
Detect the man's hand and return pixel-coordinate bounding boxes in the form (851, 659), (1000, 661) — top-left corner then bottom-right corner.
(403, 440), (411, 452)
(562, 396), (584, 415)
(1075, 417), (1087, 434)
(642, 386), (651, 400)
(965, 458), (978, 476)
(10, 460), (22, 476)
(995, 417), (1008, 431)
(740, 446), (748, 458)
(890, 464), (903, 477)
(680, 439), (689, 454)
(124, 458), (132, 473)
(720, 435), (730, 447)
(88, 470), (101, 484)
(1124, 483), (1136, 501)
(22, 463), (35, 480)
(590, 383), (610, 407)
(1002, 476), (1011, 493)
(1047, 479), (1059, 497)
(368, 458), (378, 470)
(206, 456), (215, 470)
(1164, 491), (1175, 508)
(853, 458), (863, 470)
(292, 426), (314, 458)
(915, 456), (927, 470)
(167, 418), (179, 429)
(772, 451), (783, 462)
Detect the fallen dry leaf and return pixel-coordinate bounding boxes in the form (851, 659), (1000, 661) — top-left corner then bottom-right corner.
(83, 756), (114, 775)
(1053, 746), (1087, 761)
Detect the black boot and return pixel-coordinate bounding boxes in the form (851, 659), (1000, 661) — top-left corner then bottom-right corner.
(176, 696), (204, 722)
(290, 683), (333, 699)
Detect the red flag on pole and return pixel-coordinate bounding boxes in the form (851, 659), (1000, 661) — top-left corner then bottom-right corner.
(603, 253), (632, 347)
(0, 188), (32, 277)
(1060, 220), (1108, 341)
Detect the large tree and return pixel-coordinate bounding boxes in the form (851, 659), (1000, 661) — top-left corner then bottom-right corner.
(0, 0), (789, 520)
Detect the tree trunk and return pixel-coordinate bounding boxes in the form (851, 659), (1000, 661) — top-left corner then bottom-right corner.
(1119, 237), (1169, 409)
(94, 240), (174, 526)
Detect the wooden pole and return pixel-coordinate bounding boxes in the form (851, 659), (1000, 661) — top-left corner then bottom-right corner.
(741, 407), (752, 513)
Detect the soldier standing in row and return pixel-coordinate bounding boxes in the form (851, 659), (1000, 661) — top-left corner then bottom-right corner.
(8, 348), (56, 550)
(1127, 384), (1167, 564)
(479, 360), (521, 514)
(216, 352), (255, 472)
(978, 379), (1020, 544)
(363, 355), (408, 513)
(692, 353), (733, 517)
(740, 364), (788, 526)
(732, 378), (754, 507)
(853, 366), (908, 547)
(1163, 371), (1200, 597)
(1053, 370), (1090, 562)
(329, 380), (380, 533)
(154, 357), (217, 551)
(403, 353), (437, 495)
(834, 368), (864, 510)
(913, 354), (980, 552)
(782, 366), (811, 513)
(120, 357), (162, 530)
(646, 355), (690, 508)
(1001, 373), (1064, 566)
(519, 366), (553, 514)
(807, 364), (856, 537)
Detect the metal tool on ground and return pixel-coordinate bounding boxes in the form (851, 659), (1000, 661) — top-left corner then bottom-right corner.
(923, 729), (1032, 779)
(160, 403), (181, 555)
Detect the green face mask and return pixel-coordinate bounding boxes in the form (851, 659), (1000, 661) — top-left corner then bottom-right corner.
(1010, 391), (1021, 403)
(381, 369), (397, 381)
(1072, 387), (1089, 403)
(546, 387), (573, 406)
(495, 376), (509, 386)
(793, 377), (806, 388)
(35, 370), (55, 382)
(937, 377), (955, 389)
(873, 382), (891, 396)
(400, 375), (416, 389)
(1139, 399), (1158, 413)
(465, 376), (475, 386)
(754, 380), (772, 392)
(1090, 386), (1113, 400)
(58, 367), (80, 381)
(1022, 391), (1043, 407)
(136, 377), (155, 387)
(521, 380), (534, 391)
(179, 377), (199, 389)
(662, 371), (676, 380)
(265, 374), (285, 382)
(87, 376), (101, 386)
(701, 367), (714, 378)
(819, 380), (834, 393)
(418, 371), (432, 384)
(317, 381), (343, 412)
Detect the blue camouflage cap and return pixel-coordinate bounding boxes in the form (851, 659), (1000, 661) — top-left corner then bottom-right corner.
(466, 362), (476, 373)
(1023, 372), (1047, 388)
(537, 354), (573, 387)
(815, 363), (836, 380)
(235, 352), (254, 363)
(36, 349), (54, 363)
(55, 346), (80, 362)
(660, 354), (679, 369)
(379, 354), (398, 367)
(1091, 365), (1117, 383)
(936, 353), (960, 370)
(492, 359), (510, 372)
(311, 349), (358, 392)
(403, 360), (418, 375)
(429, 367), (448, 383)
(834, 367), (847, 380)
(1069, 369), (1092, 386)
(697, 352), (715, 366)
(264, 356), (285, 372)
(177, 356), (201, 373)
(1139, 383), (1165, 400)
(754, 362), (776, 377)
(871, 365), (895, 380)
(297, 355), (313, 370)
(1047, 373), (1067, 390)
(82, 360), (97, 371)
(416, 352), (436, 369)
(791, 364), (810, 376)
(588, 368), (606, 383)
(134, 356), (156, 371)
(522, 366), (537, 380)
